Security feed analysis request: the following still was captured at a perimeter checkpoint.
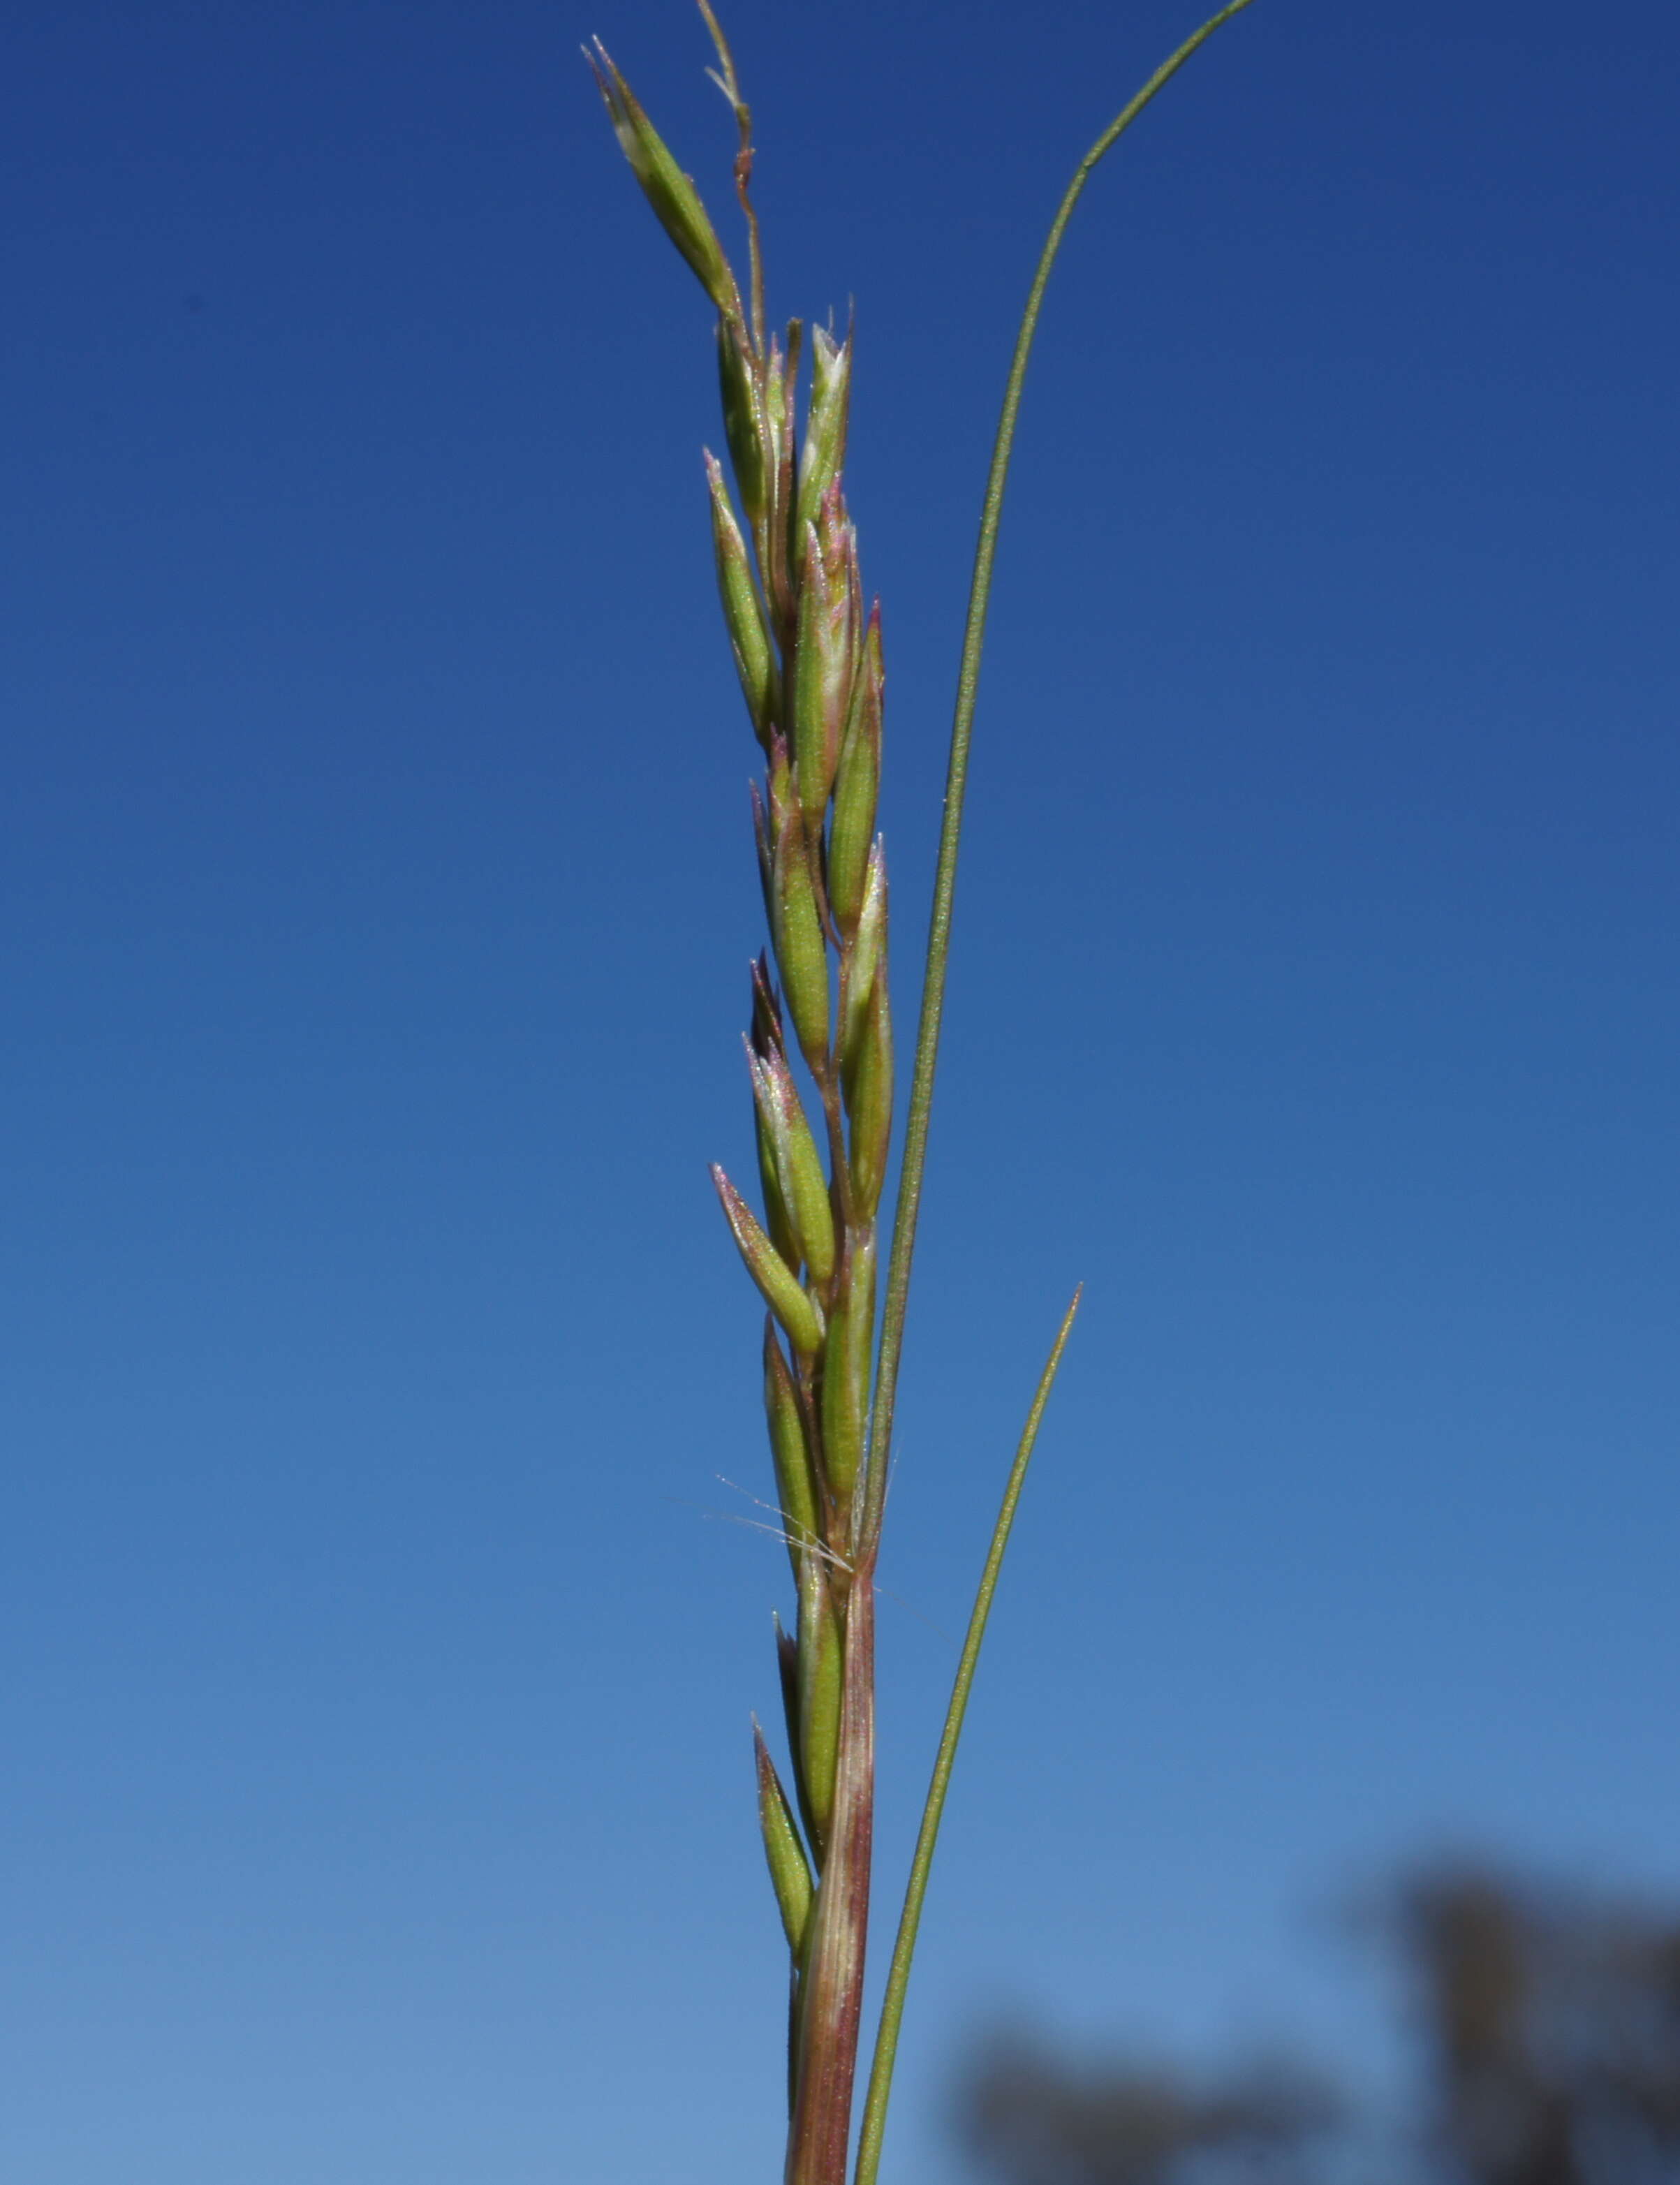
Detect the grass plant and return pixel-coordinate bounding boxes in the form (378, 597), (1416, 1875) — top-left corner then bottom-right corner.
(589, 7), (1258, 2177)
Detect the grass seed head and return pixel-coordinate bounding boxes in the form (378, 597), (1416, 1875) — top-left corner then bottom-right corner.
(797, 323), (853, 538)
(827, 603), (883, 939)
(716, 316), (769, 528)
(844, 975), (894, 1219)
(755, 1721), (816, 1955)
(587, 40), (739, 318)
(839, 840), (887, 1074)
(749, 1042), (837, 1287)
(769, 791), (833, 1073)
(797, 1558), (844, 1850)
(819, 1232), (877, 1500)
(763, 1319), (820, 1583)
(712, 1163), (824, 1357)
(705, 451), (778, 746)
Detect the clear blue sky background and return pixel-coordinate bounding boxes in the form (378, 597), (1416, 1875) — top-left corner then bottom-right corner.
(3, 3), (1676, 2180)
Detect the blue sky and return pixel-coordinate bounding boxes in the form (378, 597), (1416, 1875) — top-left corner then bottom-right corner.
(3, 2), (1677, 2180)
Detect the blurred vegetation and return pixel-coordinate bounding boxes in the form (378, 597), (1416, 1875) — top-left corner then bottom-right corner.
(957, 1864), (1680, 2185)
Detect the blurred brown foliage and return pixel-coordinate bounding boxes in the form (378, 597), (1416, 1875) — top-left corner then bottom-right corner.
(957, 1865), (1680, 2185)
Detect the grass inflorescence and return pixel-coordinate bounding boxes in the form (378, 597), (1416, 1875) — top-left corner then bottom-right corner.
(589, 7), (1258, 2179)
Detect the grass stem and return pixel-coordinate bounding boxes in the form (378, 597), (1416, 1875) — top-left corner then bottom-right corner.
(852, 7), (1258, 2173)
(853, 1288), (1082, 2185)
(858, 0), (1257, 1550)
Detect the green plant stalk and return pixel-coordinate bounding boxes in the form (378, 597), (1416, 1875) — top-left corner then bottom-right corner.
(857, 0), (1258, 1550)
(788, 1551), (875, 2184)
(853, 1290), (1079, 2185)
(851, 7), (1258, 2173)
